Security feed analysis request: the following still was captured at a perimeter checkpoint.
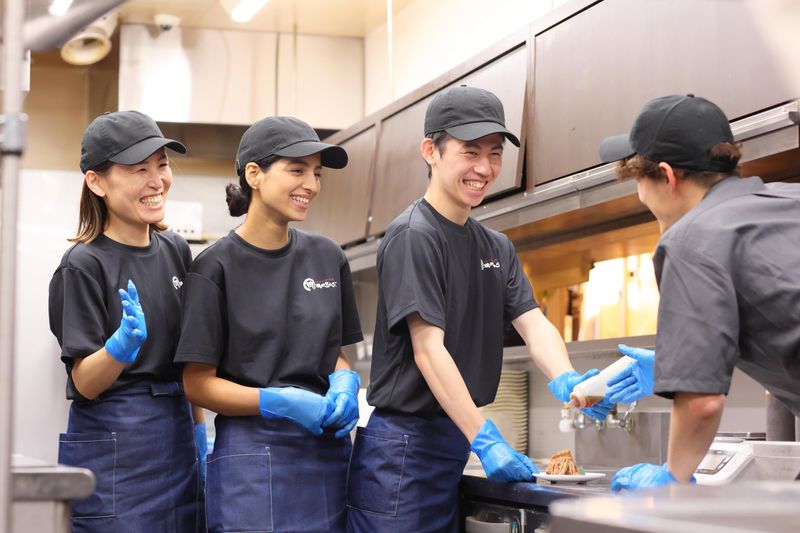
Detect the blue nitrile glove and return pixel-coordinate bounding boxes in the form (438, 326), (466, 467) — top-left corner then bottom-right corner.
(605, 344), (655, 404)
(258, 387), (334, 436)
(471, 420), (539, 483)
(581, 398), (614, 421)
(611, 462), (694, 492)
(104, 280), (147, 363)
(194, 423), (208, 483)
(322, 369), (361, 438)
(548, 369), (600, 404)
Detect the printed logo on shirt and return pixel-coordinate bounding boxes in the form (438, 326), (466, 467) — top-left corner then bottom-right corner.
(172, 276), (184, 290)
(303, 277), (338, 291)
(480, 258), (501, 270)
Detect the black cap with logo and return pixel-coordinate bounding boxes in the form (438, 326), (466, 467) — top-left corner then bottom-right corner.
(424, 85), (520, 147)
(235, 116), (348, 175)
(599, 94), (735, 172)
(80, 110), (187, 173)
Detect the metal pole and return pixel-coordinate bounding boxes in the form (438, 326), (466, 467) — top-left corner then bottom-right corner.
(1, 0), (27, 529)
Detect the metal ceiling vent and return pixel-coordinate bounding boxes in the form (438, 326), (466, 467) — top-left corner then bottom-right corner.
(60, 11), (118, 66)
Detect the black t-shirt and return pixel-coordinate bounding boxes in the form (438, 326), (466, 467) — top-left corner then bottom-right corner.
(48, 231), (192, 400)
(367, 198), (538, 415)
(174, 229), (363, 394)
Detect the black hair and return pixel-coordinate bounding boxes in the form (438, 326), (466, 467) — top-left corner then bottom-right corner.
(225, 155), (281, 216)
(424, 131), (453, 179)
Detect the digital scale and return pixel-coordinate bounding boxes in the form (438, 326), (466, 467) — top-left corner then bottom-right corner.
(694, 432), (763, 485)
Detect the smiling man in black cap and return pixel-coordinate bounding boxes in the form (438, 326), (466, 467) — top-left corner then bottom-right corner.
(598, 94), (800, 491)
(346, 86), (609, 532)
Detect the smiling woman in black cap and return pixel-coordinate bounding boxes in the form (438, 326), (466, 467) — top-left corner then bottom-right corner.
(48, 110), (203, 532)
(176, 116), (363, 533)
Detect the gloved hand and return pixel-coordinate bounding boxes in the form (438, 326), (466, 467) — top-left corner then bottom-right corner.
(104, 280), (147, 363)
(605, 344), (655, 404)
(259, 387), (334, 436)
(611, 462), (693, 492)
(322, 369), (361, 438)
(548, 369), (600, 404)
(194, 423), (208, 483)
(581, 398), (614, 421)
(471, 419), (539, 483)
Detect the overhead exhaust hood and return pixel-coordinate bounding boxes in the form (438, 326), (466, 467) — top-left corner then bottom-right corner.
(118, 24), (364, 130)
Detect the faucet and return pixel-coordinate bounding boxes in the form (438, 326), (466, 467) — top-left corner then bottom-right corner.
(560, 401), (638, 432)
(604, 401), (638, 431)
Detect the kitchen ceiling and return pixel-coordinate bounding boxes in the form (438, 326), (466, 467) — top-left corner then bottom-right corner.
(117, 0), (413, 37)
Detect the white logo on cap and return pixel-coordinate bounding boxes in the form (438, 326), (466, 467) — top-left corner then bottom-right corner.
(303, 277), (337, 291)
(172, 276), (183, 290)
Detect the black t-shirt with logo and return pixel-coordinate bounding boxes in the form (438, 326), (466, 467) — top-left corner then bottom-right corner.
(367, 198), (538, 416)
(174, 229), (363, 394)
(48, 231), (192, 400)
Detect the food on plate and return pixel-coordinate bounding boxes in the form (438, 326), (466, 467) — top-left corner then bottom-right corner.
(544, 449), (584, 475)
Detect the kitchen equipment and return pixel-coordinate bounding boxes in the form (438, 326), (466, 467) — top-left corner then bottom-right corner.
(695, 433), (800, 485)
(694, 439), (755, 485)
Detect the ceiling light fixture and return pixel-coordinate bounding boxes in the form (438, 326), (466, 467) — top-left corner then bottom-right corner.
(48, 0), (74, 16)
(230, 0), (270, 23)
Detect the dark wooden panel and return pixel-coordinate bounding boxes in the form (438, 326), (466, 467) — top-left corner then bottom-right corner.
(295, 126), (376, 245)
(460, 45), (528, 195)
(369, 97), (431, 235)
(369, 46), (529, 236)
(532, 0), (796, 184)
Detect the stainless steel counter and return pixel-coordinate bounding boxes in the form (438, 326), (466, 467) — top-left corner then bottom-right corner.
(548, 481), (800, 533)
(12, 454), (94, 533)
(12, 454), (94, 501)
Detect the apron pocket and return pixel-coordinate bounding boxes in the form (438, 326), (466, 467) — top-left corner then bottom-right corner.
(346, 427), (408, 516)
(58, 432), (116, 518)
(206, 447), (273, 533)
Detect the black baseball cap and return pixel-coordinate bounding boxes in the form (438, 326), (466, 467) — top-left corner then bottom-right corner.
(235, 116), (348, 174)
(599, 94), (735, 172)
(80, 110), (186, 173)
(424, 85), (520, 147)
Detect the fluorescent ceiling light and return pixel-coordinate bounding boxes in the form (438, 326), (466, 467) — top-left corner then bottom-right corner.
(49, 0), (73, 16)
(230, 0), (270, 23)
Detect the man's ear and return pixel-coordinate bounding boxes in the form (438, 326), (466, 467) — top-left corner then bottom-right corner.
(85, 171), (106, 197)
(659, 162), (679, 195)
(420, 138), (436, 166)
(244, 162), (262, 190)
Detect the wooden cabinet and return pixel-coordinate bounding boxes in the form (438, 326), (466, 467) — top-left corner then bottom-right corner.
(531, 0), (797, 184)
(295, 127), (376, 245)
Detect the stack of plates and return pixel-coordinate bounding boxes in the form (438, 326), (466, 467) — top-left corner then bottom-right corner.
(480, 369), (529, 454)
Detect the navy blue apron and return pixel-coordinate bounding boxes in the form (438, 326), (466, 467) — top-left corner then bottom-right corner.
(206, 415), (352, 533)
(58, 381), (203, 533)
(346, 409), (471, 533)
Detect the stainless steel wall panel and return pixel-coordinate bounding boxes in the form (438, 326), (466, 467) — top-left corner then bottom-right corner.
(531, 0), (798, 185)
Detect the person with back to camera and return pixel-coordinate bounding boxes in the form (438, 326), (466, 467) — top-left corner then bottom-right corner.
(49, 110), (205, 532)
(175, 116), (363, 533)
(345, 85), (613, 533)
(597, 94), (800, 490)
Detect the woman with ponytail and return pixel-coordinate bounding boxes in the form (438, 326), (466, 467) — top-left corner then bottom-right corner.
(49, 111), (203, 532)
(175, 116), (363, 533)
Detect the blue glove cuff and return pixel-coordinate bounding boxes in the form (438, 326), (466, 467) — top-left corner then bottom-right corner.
(328, 369), (361, 396)
(258, 388), (279, 419)
(470, 419), (503, 455)
(547, 370), (580, 403)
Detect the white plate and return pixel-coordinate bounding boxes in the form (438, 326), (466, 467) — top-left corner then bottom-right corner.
(535, 472), (605, 483)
